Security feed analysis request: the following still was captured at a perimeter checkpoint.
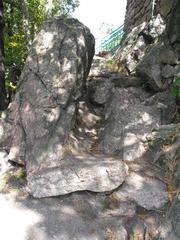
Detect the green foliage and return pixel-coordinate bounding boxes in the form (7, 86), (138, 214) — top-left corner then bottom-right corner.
(0, 168), (27, 193)
(170, 77), (180, 99)
(4, 33), (27, 70)
(0, 171), (11, 192)
(17, 168), (27, 180)
(105, 57), (127, 73)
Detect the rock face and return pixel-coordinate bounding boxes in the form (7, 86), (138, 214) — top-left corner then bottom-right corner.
(115, 6), (180, 91)
(0, 191), (130, 240)
(115, 14), (166, 74)
(27, 154), (128, 198)
(167, 0), (180, 45)
(124, 0), (173, 34)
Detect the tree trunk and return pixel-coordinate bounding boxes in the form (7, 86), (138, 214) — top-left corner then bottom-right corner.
(0, 0), (7, 110)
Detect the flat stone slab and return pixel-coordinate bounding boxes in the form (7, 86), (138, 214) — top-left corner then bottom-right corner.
(115, 172), (168, 210)
(27, 154), (128, 198)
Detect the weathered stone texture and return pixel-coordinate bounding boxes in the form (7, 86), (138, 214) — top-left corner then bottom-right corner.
(116, 0), (180, 91)
(124, 0), (173, 34)
(8, 18), (95, 164)
(167, 0), (180, 45)
(2, 18), (98, 197)
(115, 172), (168, 210)
(28, 154), (128, 198)
(99, 88), (175, 160)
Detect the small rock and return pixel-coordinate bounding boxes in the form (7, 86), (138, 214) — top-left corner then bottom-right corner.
(104, 224), (127, 240)
(137, 44), (179, 91)
(102, 194), (136, 218)
(126, 217), (147, 240)
(89, 57), (108, 77)
(77, 101), (101, 128)
(161, 65), (176, 78)
(159, 47), (178, 65)
(112, 75), (142, 88)
(159, 196), (180, 240)
(0, 119), (13, 151)
(88, 78), (114, 105)
(142, 14), (166, 40)
(116, 29), (147, 73)
(174, 64), (180, 77)
(0, 150), (9, 178)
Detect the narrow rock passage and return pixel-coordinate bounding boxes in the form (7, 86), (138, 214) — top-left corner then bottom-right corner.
(1, 0), (180, 238)
(0, 53), (179, 240)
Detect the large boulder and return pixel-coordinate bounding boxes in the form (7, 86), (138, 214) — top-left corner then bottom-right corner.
(8, 17), (95, 164)
(99, 88), (175, 161)
(4, 18), (97, 196)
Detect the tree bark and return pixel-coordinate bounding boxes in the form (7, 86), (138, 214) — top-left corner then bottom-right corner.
(0, 0), (7, 110)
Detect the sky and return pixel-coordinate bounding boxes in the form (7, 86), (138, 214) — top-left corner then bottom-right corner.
(73, 0), (127, 45)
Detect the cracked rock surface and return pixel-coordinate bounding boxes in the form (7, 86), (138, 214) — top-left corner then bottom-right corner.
(0, 13), (179, 239)
(27, 154), (128, 198)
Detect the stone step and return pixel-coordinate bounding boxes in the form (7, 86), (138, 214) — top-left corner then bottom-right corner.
(27, 154), (128, 198)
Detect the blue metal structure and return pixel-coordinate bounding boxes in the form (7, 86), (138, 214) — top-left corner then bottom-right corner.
(99, 25), (124, 53)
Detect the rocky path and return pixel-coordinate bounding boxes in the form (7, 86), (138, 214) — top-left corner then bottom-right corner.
(0, 56), (179, 240)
